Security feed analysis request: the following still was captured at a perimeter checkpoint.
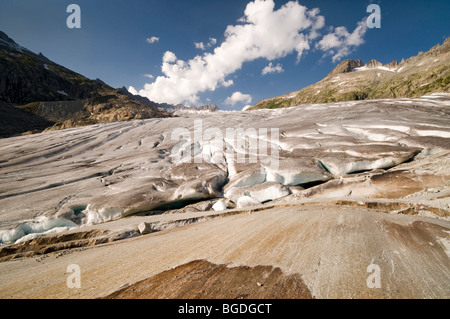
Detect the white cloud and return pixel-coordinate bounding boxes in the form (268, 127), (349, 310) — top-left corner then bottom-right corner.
(195, 37), (218, 50)
(146, 36), (159, 44)
(195, 42), (206, 50)
(221, 79), (234, 87)
(144, 74), (154, 79)
(316, 20), (368, 62)
(162, 51), (177, 63)
(128, 86), (139, 95)
(209, 38), (217, 46)
(262, 62), (284, 75)
(131, 0), (324, 104)
(225, 91), (252, 106)
(130, 0), (368, 105)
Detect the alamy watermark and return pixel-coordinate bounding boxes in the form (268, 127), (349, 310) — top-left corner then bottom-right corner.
(66, 264), (81, 289)
(170, 120), (280, 171)
(66, 4), (81, 29)
(367, 4), (381, 29)
(366, 263), (381, 289)
(66, 4), (380, 31)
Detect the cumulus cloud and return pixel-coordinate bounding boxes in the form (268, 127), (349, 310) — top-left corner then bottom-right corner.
(221, 79), (234, 87)
(130, 0), (325, 104)
(225, 91), (253, 106)
(195, 38), (217, 50)
(316, 20), (368, 62)
(162, 51), (177, 63)
(209, 38), (217, 46)
(194, 42), (206, 50)
(130, 0), (368, 105)
(146, 36), (159, 44)
(262, 62), (284, 75)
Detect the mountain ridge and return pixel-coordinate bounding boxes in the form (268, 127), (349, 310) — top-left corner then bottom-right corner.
(0, 31), (170, 137)
(250, 37), (450, 110)
(117, 86), (220, 112)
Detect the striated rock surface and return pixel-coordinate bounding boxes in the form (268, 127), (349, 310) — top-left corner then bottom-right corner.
(0, 203), (448, 299)
(0, 94), (449, 241)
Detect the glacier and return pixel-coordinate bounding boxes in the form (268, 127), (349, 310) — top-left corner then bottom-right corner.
(0, 94), (449, 244)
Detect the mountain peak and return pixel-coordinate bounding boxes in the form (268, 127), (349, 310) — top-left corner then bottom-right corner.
(326, 59), (363, 78)
(428, 37), (450, 55)
(0, 31), (16, 45)
(365, 59), (382, 68)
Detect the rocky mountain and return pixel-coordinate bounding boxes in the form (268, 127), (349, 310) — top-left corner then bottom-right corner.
(0, 31), (170, 137)
(118, 86), (220, 113)
(151, 102), (219, 113)
(172, 103), (220, 113)
(250, 38), (450, 110)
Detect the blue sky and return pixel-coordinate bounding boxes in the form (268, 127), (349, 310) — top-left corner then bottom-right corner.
(0, 0), (448, 110)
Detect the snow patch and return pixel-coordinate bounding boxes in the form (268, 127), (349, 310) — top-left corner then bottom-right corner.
(0, 216), (77, 245)
(0, 204), (128, 245)
(83, 206), (124, 225)
(281, 93), (297, 99)
(360, 125), (411, 133)
(226, 168), (266, 189)
(236, 196), (261, 209)
(319, 155), (413, 177)
(355, 66), (397, 72)
(330, 76), (340, 83)
(212, 200), (227, 211)
(415, 130), (450, 138)
(265, 167), (330, 186)
(344, 127), (399, 142)
(225, 182), (290, 203)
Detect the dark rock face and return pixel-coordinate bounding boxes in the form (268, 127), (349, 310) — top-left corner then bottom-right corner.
(36, 101), (87, 123)
(0, 41), (106, 105)
(0, 101), (54, 137)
